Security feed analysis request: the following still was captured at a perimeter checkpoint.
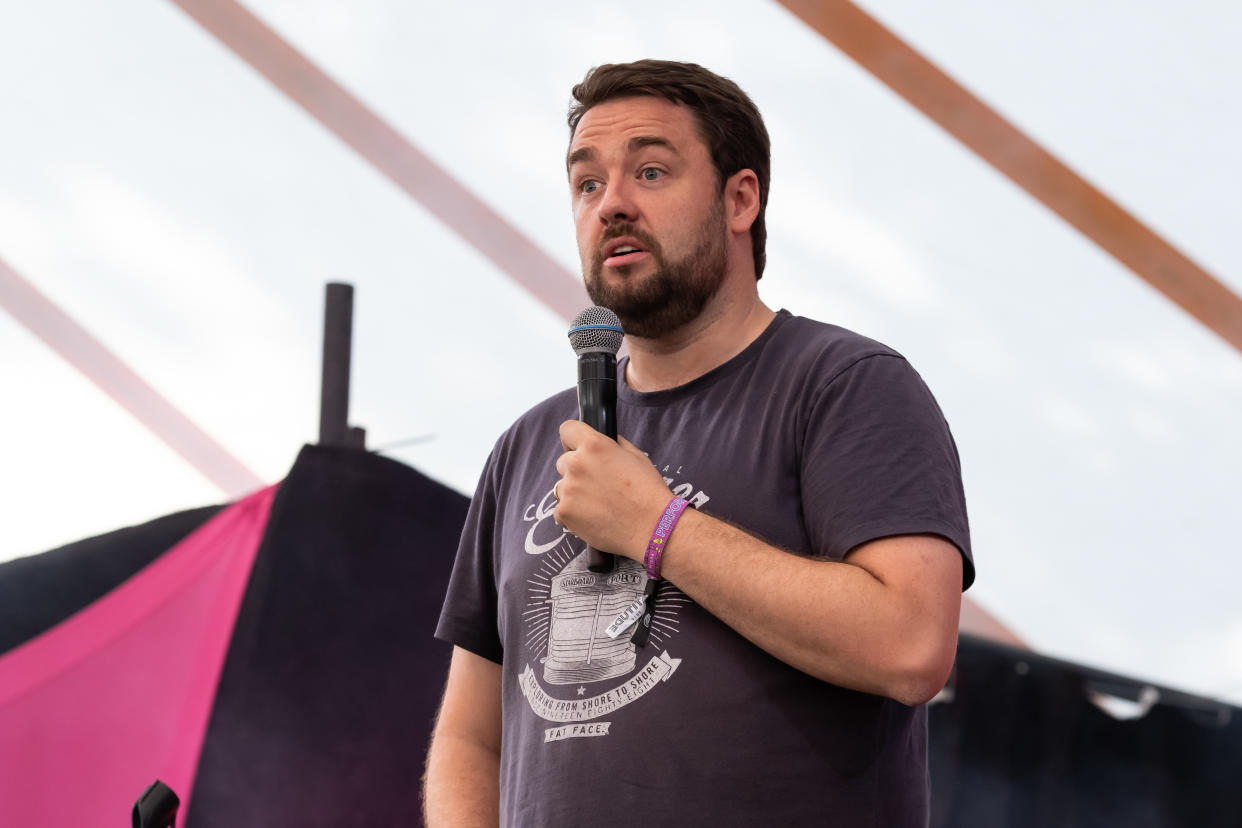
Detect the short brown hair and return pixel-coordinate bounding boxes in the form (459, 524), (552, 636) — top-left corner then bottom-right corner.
(568, 60), (771, 280)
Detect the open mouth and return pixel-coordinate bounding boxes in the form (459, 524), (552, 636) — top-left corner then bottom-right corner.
(603, 242), (650, 267)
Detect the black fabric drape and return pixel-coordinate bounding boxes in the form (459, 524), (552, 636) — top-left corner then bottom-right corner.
(0, 505), (222, 656)
(930, 635), (1242, 827)
(5, 448), (1238, 826)
(185, 444), (467, 826)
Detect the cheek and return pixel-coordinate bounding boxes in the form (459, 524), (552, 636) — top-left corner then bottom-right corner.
(573, 212), (597, 260)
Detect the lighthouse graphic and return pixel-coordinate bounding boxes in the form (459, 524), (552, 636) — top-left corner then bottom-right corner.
(539, 552), (646, 685)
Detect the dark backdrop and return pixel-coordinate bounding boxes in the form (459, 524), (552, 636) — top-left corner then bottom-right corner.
(3, 446), (1237, 826)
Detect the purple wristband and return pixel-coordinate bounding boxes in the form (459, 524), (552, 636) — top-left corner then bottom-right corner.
(644, 497), (689, 579)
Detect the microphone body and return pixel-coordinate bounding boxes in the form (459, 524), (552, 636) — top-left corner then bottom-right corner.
(567, 307), (625, 573)
(577, 352), (618, 441)
(577, 351), (617, 572)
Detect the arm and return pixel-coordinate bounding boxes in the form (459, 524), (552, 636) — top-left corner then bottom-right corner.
(657, 514), (960, 704)
(423, 646), (503, 827)
(553, 421), (962, 706)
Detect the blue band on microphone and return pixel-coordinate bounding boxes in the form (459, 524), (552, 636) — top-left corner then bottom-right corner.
(568, 323), (624, 334)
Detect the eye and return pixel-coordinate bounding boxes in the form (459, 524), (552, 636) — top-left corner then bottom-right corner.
(579, 179), (601, 195)
(641, 167), (665, 182)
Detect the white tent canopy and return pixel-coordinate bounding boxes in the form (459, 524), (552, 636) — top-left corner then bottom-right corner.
(2, 0), (1240, 705)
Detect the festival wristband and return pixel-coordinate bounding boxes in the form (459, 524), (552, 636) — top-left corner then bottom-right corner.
(644, 496), (689, 580)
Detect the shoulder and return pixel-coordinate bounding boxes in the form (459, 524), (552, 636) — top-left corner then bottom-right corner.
(752, 313), (955, 444)
(758, 312), (908, 388)
(775, 312), (900, 359)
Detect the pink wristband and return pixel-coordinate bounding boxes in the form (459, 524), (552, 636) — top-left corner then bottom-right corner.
(644, 497), (689, 579)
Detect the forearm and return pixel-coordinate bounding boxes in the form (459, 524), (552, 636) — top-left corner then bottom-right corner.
(658, 510), (959, 705)
(552, 423), (962, 706)
(423, 647), (503, 827)
(423, 731), (500, 828)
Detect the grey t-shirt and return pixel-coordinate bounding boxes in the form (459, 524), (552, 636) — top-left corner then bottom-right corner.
(436, 310), (972, 827)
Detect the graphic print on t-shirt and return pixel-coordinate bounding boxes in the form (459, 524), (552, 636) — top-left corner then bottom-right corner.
(539, 551), (645, 684)
(518, 471), (706, 742)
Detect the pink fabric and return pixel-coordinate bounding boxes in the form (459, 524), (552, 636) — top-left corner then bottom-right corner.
(0, 485), (276, 825)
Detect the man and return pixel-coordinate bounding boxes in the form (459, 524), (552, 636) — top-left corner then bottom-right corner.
(425, 60), (972, 827)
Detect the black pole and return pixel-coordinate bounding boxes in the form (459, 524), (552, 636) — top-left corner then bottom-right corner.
(319, 282), (354, 447)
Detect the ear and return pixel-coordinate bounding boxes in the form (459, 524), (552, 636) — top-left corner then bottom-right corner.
(724, 169), (760, 235)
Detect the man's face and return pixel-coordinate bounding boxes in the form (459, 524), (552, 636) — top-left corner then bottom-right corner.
(568, 97), (729, 338)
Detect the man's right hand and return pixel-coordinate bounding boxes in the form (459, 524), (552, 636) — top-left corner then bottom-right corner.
(423, 647), (502, 827)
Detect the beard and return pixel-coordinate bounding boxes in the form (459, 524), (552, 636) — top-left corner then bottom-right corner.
(585, 196), (729, 339)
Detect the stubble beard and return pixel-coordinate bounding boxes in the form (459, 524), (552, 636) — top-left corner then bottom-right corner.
(585, 196), (729, 339)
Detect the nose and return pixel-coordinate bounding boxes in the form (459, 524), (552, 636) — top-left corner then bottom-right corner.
(596, 176), (638, 226)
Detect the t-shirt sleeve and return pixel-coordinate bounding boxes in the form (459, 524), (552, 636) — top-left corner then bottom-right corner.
(434, 447), (505, 663)
(800, 353), (974, 590)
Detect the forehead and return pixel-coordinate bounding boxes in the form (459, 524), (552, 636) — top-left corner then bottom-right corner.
(569, 96), (706, 160)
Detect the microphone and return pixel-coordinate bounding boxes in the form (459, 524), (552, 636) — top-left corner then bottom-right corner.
(567, 306), (624, 573)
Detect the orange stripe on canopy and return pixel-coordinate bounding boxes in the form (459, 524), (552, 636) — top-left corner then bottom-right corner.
(777, 0), (1242, 355)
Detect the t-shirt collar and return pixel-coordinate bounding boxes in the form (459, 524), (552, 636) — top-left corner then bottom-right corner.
(617, 309), (793, 407)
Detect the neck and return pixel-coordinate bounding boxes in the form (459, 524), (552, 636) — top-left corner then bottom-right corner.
(623, 285), (775, 392)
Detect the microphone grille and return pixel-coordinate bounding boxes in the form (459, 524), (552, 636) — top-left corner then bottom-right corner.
(568, 306), (624, 355)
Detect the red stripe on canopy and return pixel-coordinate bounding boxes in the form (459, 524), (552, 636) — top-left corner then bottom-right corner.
(168, 0), (588, 323)
(0, 254), (264, 497)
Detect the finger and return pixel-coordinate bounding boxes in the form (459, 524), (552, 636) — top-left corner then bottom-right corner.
(555, 452), (571, 477)
(559, 420), (587, 450)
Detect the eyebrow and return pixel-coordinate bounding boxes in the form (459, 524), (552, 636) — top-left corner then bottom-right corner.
(566, 146), (595, 171)
(627, 135), (679, 156)
(566, 135), (681, 173)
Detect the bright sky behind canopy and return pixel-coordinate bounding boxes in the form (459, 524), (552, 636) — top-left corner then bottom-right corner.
(1, 0), (1240, 705)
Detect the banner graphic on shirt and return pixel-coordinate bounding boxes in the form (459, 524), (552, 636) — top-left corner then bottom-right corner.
(519, 651), (681, 723)
(544, 722), (610, 742)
